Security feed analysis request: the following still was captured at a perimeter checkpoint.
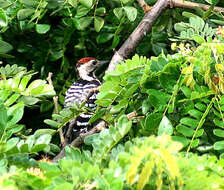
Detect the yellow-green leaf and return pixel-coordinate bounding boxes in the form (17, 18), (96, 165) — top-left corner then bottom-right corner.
(94, 16), (104, 32)
(137, 161), (154, 190)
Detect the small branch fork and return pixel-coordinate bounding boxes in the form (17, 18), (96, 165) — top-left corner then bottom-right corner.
(108, 0), (224, 71)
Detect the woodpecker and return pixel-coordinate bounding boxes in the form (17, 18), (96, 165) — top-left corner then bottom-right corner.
(64, 57), (107, 143)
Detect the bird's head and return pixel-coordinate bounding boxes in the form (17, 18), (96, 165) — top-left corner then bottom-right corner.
(76, 57), (108, 80)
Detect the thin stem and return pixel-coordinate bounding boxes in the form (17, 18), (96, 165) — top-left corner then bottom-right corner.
(186, 97), (215, 156)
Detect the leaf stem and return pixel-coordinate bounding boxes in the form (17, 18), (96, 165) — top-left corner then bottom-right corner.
(186, 97), (215, 156)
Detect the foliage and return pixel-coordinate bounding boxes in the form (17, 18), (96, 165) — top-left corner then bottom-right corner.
(1, 135), (224, 190)
(0, 64), (56, 163)
(1, 0), (224, 189)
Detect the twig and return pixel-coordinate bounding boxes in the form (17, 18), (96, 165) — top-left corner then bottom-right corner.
(46, 72), (53, 86)
(46, 72), (65, 145)
(170, 0), (224, 12)
(52, 111), (137, 162)
(137, 0), (151, 13)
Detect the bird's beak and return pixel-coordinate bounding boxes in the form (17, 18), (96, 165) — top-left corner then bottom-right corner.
(98, 60), (109, 66)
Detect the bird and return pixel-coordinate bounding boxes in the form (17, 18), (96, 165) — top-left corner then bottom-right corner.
(63, 57), (107, 143)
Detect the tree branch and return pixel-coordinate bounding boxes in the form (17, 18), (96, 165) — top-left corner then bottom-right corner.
(108, 0), (224, 71)
(170, 0), (224, 12)
(108, 0), (169, 71)
(136, 0), (151, 13)
(52, 111), (137, 162)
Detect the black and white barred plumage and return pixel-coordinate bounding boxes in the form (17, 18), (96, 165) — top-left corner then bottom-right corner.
(64, 57), (105, 143)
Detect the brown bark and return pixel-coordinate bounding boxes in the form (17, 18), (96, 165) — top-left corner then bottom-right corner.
(171, 0), (224, 12)
(136, 0), (152, 13)
(108, 0), (224, 71)
(108, 0), (169, 71)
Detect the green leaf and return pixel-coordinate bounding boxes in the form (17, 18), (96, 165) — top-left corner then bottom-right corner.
(214, 129), (224, 138)
(79, 0), (92, 8)
(75, 16), (93, 30)
(182, 11), (198, 18)
(36, 24), (51, 34)
(0, 104), (7, 137)
(35, 134), (51, 144)
(145, 113), (163, 131)
(150, 56), (168, 72)
(158, 116), (173, 135)
(0, 0), (12, 8)
(214, 141), (224, 150)
(50, 50), (63, 61)
(54, 183), (73, 190)
(177, 125), (194, 137)
(110, 99), (128, 114)
(19, 75), (31, 91)
(96, 33), (114, 44)
(172, 136), (189, 147)
(0, 40), (13, 54)
(111, 35), (120, 49)
(31, 144), (47, 152)
(124, 84), (138, 97)
(17, 9), (35, 20)
(94, 16), (104, 32)
(147, 89), (170, 109)
(113, 8), (123, 20)
(68, 0), (77, 7)
(204, 0), (219, 5)
(0, 8), (7, 27)
(89, 109), (106, 123)
(20, 143), (29, 153)
(180, 118), (198, 128)
(118, 115), (132, 136)
(193, 34), (205, 44)
(21, 0), (39, 7)
(76, 5), (90, 17)
(121, 0), (131, 3)
(4, 94), (20, 106)
(96, 7), (106, 16)
(20, 96), (40, 105)
(142, 99), (150, 115)
(44, 119), (60, 128)
(188, 109), (203, 120)
(174, 22), (188, 32)
(213, 118), (224, 128)
(123, 7), (137, 22)
(6, 138), (19, 151)
(65, 146), (81, 161)
(7, 103), (24, 126)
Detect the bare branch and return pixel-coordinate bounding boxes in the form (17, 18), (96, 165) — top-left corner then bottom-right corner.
(136, 0), (151, 13)
(46, 72), (53, 86)
(170, 0), (224, 12)
(108, 0), (169, 71)
(108, 0), (224, 71)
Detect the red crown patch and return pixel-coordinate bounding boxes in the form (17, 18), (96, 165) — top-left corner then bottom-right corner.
(76, 57), (97, 67)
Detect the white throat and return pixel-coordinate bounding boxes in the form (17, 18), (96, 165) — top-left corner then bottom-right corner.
(79, 70), (95, 81)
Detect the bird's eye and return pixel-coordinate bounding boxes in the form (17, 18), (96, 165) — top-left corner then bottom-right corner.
(92, 60), (97, 65)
